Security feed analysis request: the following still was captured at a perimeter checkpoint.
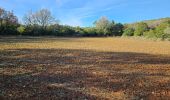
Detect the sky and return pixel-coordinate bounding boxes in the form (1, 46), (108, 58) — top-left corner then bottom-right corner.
(0, 0), (170, 27)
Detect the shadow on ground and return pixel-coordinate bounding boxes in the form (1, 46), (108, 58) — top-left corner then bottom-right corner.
(1, 49), (170, 100)
(0, 37), (83, 43)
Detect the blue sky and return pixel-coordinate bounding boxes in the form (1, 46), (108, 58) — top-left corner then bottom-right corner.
(0, 0), (170, 27)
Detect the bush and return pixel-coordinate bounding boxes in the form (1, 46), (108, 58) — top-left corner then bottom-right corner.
(152, 22), (170, 40)
(134, 22), (149, 36)
(74, 27), (86, 36)
(17, 26), (25, 35)
(143, 29), (156, 38)
(164, 27), (170, 39)
(142, 21), (170, 40)
(83, 27), (97, 36)
(122, 28), (134, 36)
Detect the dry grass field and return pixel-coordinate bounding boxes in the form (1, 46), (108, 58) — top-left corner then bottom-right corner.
(1, 37), (170, 100)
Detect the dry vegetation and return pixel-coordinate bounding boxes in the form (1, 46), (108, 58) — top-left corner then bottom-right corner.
(0, 37), (170, 100)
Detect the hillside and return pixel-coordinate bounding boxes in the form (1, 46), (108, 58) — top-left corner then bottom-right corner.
(126, 17), (170, 28)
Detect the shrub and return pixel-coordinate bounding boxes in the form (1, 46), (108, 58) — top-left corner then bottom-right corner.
(83, 27), (97, 36)
(122, 28), (134, 36)
(134, 22), (149, 36)
(143, 29), (156, 38)
(154, 22), (170, 40)
(164, 27), (170, 39)
(143, 21), (170, 40)
(17, 26), (25, 35)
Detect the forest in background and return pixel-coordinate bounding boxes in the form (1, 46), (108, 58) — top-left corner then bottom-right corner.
(0, 8), (170, 40)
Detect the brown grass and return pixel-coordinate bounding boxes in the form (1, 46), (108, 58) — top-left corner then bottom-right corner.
(0, 37), (170, 100)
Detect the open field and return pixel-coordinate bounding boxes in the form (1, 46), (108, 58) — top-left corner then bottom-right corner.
(1, 37), (170, 100)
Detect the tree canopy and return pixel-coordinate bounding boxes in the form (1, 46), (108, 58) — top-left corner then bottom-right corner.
(24, 9), (58, 29)
(0, 7), (170, 40)
(0, 8), (18, 35)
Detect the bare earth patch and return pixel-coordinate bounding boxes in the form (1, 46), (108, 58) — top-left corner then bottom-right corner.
(0, 37), (170, 100)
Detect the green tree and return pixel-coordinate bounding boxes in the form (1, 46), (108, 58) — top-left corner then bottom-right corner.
(17, 26), (25, 35)
(143, 29), (156, 38)
(0, 8), (18, 35)
(164, 27), (170, 34)
(154, 21), (170, 39)
(164, 27), (170, 39)
(74, 26), (85, 36)
(112, 23), (124, 36)
(83, 27), (97, 36)
(104, 22), (124, 36)
(122, 28), (134, 36)
(134, 22), (149, 36)
(104, 21), (115, 36)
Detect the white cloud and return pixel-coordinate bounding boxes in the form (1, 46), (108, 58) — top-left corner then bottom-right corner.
(58, 0), (125, 26)
(0, 0), (129, 26)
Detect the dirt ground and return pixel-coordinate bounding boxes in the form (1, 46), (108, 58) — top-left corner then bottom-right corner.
(0, 37), (170, 100)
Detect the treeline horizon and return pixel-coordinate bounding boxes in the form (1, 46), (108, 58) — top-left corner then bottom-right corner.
(0, 8), (170, 40)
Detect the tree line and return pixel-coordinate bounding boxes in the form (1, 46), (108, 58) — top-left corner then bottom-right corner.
(0, 8), (170, 40)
